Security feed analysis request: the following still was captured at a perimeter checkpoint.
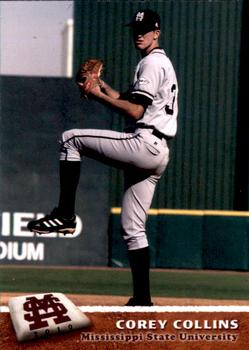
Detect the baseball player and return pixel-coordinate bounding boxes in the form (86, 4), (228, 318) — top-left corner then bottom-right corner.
(28, 9), (178, 306)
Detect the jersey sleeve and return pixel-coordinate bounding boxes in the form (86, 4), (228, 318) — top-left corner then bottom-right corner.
(119, 89), (152, 109)
(131, 60), (162, 105)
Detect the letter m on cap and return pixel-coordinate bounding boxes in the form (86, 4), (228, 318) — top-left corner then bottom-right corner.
(136, 12), (144, 22)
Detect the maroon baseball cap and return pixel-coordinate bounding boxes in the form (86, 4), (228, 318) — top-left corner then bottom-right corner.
(126, 9), (161, 33)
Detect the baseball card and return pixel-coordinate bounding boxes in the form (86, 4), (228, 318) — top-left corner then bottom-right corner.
(0, 0), (249, 349)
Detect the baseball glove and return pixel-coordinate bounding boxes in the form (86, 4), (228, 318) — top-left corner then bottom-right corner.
(76, 58), (104, 97)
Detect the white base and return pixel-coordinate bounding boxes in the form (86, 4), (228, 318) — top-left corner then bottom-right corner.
(8, 292), (91, 342)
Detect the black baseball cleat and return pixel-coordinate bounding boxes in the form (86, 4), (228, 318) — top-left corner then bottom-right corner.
(27, 208), (76, 235)
(125, 298), (153, 306)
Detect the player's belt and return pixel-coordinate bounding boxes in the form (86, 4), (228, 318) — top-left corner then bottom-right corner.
(135, 123), (172, 141)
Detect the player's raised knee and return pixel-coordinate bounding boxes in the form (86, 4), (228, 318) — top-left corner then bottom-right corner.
(61, 129), (78, 143)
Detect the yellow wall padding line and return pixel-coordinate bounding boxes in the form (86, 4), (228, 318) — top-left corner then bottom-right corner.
(110, 207), (249, 217)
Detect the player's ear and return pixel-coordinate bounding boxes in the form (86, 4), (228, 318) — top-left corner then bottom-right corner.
(153, 30), (160, 40)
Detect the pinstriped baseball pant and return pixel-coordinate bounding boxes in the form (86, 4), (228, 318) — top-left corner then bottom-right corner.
(60, 128), (169, 250)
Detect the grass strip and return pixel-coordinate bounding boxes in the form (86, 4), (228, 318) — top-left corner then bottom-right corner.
(0, 267), (249, 300)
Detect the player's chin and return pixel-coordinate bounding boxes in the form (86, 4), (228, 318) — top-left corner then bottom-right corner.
(134, 42), (145, 50)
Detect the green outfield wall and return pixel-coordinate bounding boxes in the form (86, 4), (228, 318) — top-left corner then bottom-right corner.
(109, 208), (249, 270)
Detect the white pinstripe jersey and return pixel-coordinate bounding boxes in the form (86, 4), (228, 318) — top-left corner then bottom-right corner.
(131, 48), (178, 138)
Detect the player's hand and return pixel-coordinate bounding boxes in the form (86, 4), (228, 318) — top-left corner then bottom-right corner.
(77, 82), (101, 98)
(88, 84), (103, 98)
